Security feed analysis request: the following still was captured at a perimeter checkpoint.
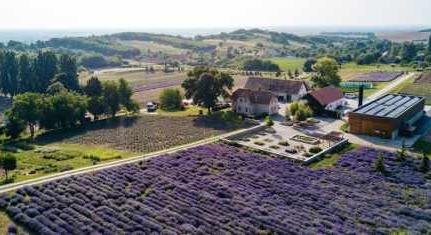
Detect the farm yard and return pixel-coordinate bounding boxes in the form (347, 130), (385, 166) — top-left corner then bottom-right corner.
(0, 144), (429, 234)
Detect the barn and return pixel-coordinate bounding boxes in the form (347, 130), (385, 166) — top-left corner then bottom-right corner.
(348, 94), (425, 139)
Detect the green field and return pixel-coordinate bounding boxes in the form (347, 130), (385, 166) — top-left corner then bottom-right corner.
(0, 141), (135, 184)
(341, 82), (388, 98)
(269, 57), (306, 71)
(339, 63), (413, 81)
(309, 143), (359, 169)
(388, 73), (431, 105)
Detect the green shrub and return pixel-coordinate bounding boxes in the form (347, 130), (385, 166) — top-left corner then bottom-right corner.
(278, 141), (289, 146)
(254, 141), (265, 146)
(420, 153), (429, 173)
(265, 116), (274, 126)
(159, 88), (183, 111)
(374, 154), (386, 174)
(309, 147), (323, 154)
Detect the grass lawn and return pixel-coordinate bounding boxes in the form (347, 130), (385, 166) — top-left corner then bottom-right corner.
(387, 73), (431, 105)
(268, 57), (306, 72)
(341, 82), (388, 98)
(157, 106), (208, 117)
(0, 212), (15, 234)
(0, 142), (135, 185)
(309, 143), (359, 169)
(413, 140), (431, 155)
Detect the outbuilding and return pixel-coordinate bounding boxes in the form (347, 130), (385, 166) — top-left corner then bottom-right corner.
(348, 94), (425, 139)
(304, 85), (345, 116)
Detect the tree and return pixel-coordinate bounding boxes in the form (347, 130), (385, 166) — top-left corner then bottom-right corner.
(34, 51), (58, 93)
(420, 152), (429, 173)
(58, 54), (79, 91)
(46, 82), (67, 95)
(428, 35), (431, 53)
(401, 42), (417, 62)
(311, 57), (341, 88)
(0, 153), (17, 180)
(396, 140), (407, 162)
(102, 81), (120, 117)
(303, 58), (317, 72)
(374, 154), (386, 174)
(118, 78), (133, 110)
(84, 77), (104, 119)
(160, 88), (183, 111)
(9, 93), (44, 139)
(52, 73), (79, 92)
(289, 101), (312, 121)
(241, 59), (280, 72)
(287, 69), (293, 78)
(4, 111), (26, 139)
(0, 51), (19, 97)
(18, 54), (35, 93)
(40, 92), (88, 129)
(294, 69), (300, 77)
(84, 77), (103, 97)
(182, 67), (233, 114)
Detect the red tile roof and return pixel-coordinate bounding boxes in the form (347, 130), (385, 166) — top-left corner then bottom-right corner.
(309, 86), (343, 106)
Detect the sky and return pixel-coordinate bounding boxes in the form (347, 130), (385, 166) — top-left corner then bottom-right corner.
(0, 0), (430, 29)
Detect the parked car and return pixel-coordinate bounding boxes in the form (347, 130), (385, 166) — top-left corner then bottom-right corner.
(146, 102), (158, 112)
(344, 93), (357, 99)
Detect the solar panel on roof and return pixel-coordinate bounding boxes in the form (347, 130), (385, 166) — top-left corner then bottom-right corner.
(356, 102), (379, 114)
(387, 106), (407, 118)
(376, 105), (397, 117)
(385, 95), (403, 105)
(394, 97), (411, 107)
(376, 95), (393, 104)
(367, 106), (387, 115)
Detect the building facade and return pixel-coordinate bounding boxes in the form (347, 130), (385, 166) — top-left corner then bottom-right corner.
(232, 89), (279, 116)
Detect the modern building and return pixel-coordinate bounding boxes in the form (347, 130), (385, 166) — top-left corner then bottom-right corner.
(244, 77), (308, 102)
(232, 88), (279, 116)
(348, 94), (425, 139)
(304, 86), (345, 115)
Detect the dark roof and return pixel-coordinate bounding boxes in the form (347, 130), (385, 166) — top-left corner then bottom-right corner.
(352, 94), (424, 118)
(232, 89), (276, 105)
(308, 86), (343, 106)
(244, 77), (307, 94)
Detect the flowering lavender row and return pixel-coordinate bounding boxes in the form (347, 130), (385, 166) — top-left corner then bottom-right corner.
(0, 145), (430, 234)
(352, 72), (403, 82)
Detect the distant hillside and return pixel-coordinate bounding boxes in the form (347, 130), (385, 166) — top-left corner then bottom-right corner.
(0, 28), (401, 70)
(419, 28), (431, 32)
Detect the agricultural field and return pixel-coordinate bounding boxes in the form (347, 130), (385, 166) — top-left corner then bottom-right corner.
(389, 72), (431, 105)
(0, 144), (429, 234)
(269, 57), (306, 71)
(376, 31), (431, 43)
(80, 69), (249, 105)
(339, 63), (412, 81)
(36, 114), (250, 154)
(350, 72), (403, 82)
(0, 113), (250, 186)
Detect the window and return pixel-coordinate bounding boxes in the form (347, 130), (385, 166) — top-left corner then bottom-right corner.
(245, 108), (248, 113)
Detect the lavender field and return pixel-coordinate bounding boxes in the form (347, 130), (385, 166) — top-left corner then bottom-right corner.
(352, 72), (403, 82)
(1, 144), (430, 234)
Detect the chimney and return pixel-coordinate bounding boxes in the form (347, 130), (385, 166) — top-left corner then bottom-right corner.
(358, 85), (364, 107)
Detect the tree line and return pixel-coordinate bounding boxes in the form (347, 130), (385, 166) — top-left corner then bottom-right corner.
(0, 50), (79, 97)
(0, 50), (139, 139)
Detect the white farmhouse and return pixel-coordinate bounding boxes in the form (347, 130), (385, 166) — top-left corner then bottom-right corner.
(232, 89), (279, 116)
(244, 77), (308, 102)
